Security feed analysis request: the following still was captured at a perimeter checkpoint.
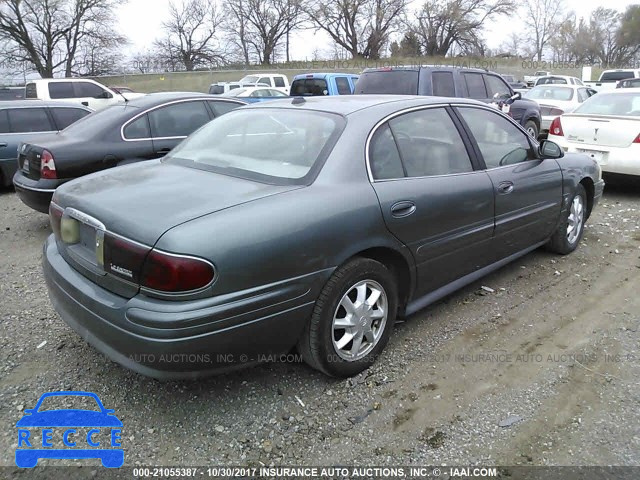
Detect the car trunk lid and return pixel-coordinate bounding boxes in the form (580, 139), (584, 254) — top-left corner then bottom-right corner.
(53, 161), (301, 297)
(561, 114), (640, 148)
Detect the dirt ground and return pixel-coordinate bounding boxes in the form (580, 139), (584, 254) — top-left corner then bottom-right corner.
(0, 179), (638, 478)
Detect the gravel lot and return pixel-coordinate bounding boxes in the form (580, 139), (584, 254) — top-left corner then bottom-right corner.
(1, 180), (639, 476)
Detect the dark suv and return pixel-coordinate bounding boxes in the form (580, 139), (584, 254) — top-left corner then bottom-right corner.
(356, 66), (542, 138)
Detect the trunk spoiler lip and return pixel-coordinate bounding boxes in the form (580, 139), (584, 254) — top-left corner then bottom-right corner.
(561, 113), (640, 121)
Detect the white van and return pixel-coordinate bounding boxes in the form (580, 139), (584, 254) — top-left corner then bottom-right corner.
(25, 79), (144, 111)
(238, 74), (290, 94)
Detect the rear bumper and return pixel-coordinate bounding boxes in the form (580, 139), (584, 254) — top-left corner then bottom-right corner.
(551, 138), (640, 177)
(12, 171), (62, 213)
(43, 235), (326, 379)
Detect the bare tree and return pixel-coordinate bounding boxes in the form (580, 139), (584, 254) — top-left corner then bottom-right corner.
(226, 0), (305, 65)
(305, 0), (408, 60)
(0, 0), (126, 78)
(155, 0), (227, 71)
(223, 0), (252, 65)
(522, 0), (565, 61)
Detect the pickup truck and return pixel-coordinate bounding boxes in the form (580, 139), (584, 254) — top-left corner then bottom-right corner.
(290, 73), (360, 96)
(238, 73), (290, 94)
(356, 66), (542, 138)
(24, 79), (143, 111)
(584, 69), (640, 92)
(524, 71), (552, 87)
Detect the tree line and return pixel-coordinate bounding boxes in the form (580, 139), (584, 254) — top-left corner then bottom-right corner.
(0, 0), (639, 78)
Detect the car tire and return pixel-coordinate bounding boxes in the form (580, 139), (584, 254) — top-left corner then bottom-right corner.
(524, 120), (539, 139)
(298, 257), (398, 377)
(547, 184), (587, 255)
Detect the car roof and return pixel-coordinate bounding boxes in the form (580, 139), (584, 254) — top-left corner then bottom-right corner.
(0, 100), (91, 109)
(362, 65), (494, 74)
(125, 92), (247, 108)
(244, 94), (487, 115)
(293, 73), (359, 80)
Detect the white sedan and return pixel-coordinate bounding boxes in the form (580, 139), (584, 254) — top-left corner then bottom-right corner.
(548, 89), (640, 177)
(222, 87), (289, 100)
(524, 85), (597, 135)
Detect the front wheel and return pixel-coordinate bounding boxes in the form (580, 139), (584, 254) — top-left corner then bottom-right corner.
(547, 184), (587, 254)
(298, 258), (398, 377)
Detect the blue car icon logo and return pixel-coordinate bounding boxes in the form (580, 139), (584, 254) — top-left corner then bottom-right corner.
(15, 391), (123, 468)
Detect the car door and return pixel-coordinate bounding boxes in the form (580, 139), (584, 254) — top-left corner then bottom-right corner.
(368, 106), (495, 297)
(148, 100), (214, 156)
(454, 106), (563, 259)
(74, 81), (114, 110)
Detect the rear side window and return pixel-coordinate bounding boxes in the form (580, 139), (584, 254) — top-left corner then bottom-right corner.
(148, 101), (211, 138)
(335, 77), (352, 95)
(484, 74), (511, 97)
(124, 115), (151, 139)
(432, 72), (455, 97)
(25, 83), (38, 99)
(355, 71), (419, 94)
(7, 108), (54, 132)
(48, 82), (75, 99)
(208, 101), (241, 116)
(369, 124), (404, 180)
(0, 110), (9, 133)
(388, 108), (473, 177)
(291, 78), (329, 96)
(274, 77), (285, 88)
(50, 107), (91, 130)
(463, 73), (488, 98)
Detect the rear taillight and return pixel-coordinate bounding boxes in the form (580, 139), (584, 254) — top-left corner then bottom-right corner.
(633, 133), (640, 143)
(102, 232), (151, 283)
(49, 202), (63, 238)
(549, 117), (564, 136)
(40, 149), (57, 179)
(141, 250), (214, 292)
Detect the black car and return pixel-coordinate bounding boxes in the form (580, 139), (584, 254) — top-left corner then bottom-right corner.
(13, 93), (247, 213)
(0, 101), (91, 188)
(356, 66), (543, 138)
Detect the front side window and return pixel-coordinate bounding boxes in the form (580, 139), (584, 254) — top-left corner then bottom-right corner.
(484, 74), (511, 97)
(274, 77), (285, 88)
(258, 77), (271, 86)
(148, 101), (211, 138)
(50, 107), (91, 130)
(458, 107), (534, 168)
(464, 73), (488, 99)
(335, 77), (352, 95)
(165, 110), (344, 184)
(123, 114), (151, 139)
(8, 108), (54, 133)
(388, 108), (473, 177)
(75, 81), (107, 98)
(48, 82), (75, 99)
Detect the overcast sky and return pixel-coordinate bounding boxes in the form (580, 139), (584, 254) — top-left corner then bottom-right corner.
(118, 0), (638, 61)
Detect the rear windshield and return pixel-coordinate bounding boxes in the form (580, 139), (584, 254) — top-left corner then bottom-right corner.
(574, 92), (640, 116)
(291, 78), (328, 96)
(209, 85), (225, 94)
(536, 77), (568, 85)
(600, 71), (635, 82)
(61, 104), (135, 135)
(525, 86), (574, 101)
(355, 70), (419, 95)
(165, 109), (345, 185)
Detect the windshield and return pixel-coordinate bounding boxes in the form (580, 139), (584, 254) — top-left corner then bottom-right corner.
(165, 109), (345, 184)
(291, 78), (328, 96)
(574, 92), (640, 116)
(239, 76), (259, 84)
(525, 86), (574, 101)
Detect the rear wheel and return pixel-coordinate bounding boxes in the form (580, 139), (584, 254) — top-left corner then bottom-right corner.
(524, 120), (539, 139)
(547, 184), (587, 254)
(298, 258), (397, 377)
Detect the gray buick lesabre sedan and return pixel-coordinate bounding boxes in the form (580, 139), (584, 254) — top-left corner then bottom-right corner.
(43, 95), (604, 379)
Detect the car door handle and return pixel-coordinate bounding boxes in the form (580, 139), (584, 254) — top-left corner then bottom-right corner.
(497, 182), (514, 194)
(156, 148), (172, 155)
(0, 143), (7, 148)
(391, 201), (417, 218)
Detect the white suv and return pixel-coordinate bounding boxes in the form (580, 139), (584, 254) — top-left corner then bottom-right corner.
(25, 79), (144, 111)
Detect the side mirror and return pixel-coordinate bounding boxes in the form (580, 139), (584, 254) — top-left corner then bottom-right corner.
(539, 140), (564, 159)
(493, 92), (511, 101)
(512, 91), (522, 101)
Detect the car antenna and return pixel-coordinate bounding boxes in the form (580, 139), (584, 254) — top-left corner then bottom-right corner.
(113, 88), (129, 104)
(291, 96), (305, 105)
